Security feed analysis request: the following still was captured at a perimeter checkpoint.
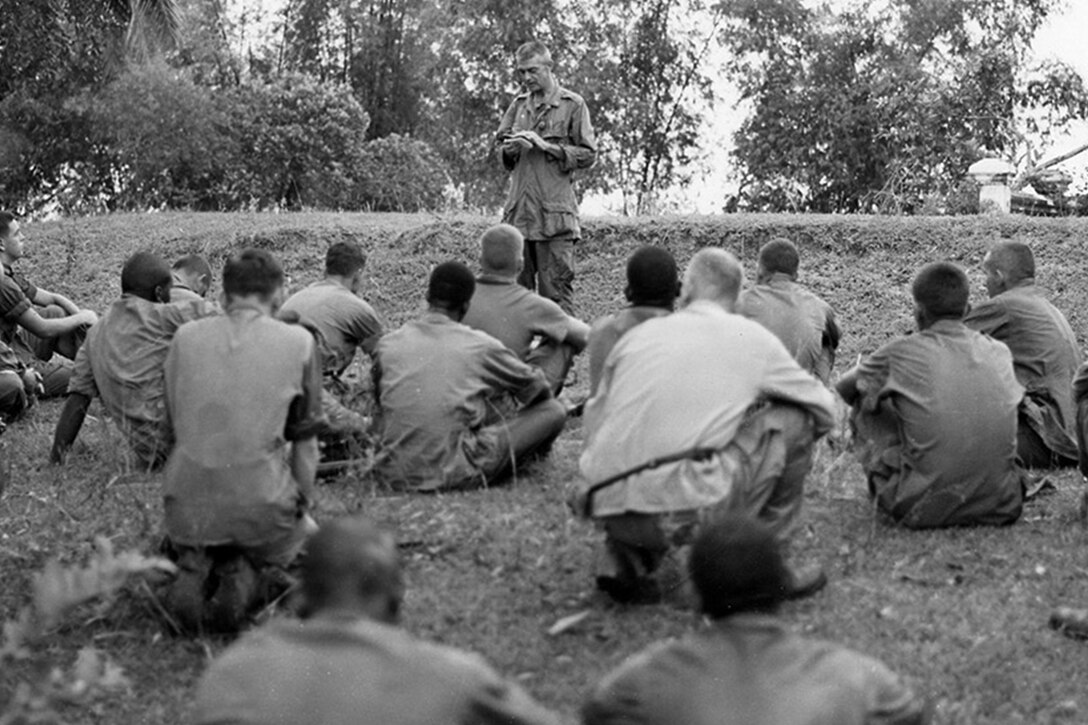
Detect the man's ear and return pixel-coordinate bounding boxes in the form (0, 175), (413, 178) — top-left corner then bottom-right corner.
(154, 283), (171, 304)
(197, 273), (210, 295)
(624, 284), (634, 303)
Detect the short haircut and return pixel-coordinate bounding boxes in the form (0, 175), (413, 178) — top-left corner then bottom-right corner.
(222, 248), (284, 300)
(427, 261), (475, 308)
(0, 211), (14, 238)
(516, 40), (552, 65)
(912, 262), (969, 320)
(121, 252), (172, 299)
(684, 248), (743, 303)
(987, 241), (1035, 284)
(758, 237), (800, 277)
(301, 517), (403, 615)
(626, 246), (678, 305)
(689, 515), (791, 618)
(172, 254), (211, 280)
(479, 224), (523, 274)
(326, 241), (367, 277)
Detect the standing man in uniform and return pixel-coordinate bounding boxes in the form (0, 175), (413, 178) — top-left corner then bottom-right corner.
(496, 40), (597, 314)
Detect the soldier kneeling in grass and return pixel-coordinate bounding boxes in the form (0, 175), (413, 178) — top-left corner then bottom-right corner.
(159, 249), (325, 633)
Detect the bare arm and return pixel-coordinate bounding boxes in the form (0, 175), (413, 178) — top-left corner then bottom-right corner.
(290, 437), (319, 502)
(51, 392), (92, 464)
(564, 317), (591, 352)
(32, 287), (81, 315)
(17, 307), (97, 338)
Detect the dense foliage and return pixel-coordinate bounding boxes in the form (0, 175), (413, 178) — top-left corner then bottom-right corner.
(0, 0), (1085, 214)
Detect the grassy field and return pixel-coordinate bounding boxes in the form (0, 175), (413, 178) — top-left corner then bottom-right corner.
(3, 211), (1088, 724)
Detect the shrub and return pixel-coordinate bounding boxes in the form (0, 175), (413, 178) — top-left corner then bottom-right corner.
(353, 134), (453, 212)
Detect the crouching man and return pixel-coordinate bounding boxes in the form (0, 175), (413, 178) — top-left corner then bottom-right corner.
(576, 248), (836, 604)
(160, 249), (324, 632)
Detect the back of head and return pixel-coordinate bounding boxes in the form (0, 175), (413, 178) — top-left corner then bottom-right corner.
(912, 262), (969, 321)
(480, 224), (523, 275)
(223, 248), (283, 300)
(121, 252), (172, 301)
(757, 238), (800, 278)
(689, 515), (790, 618)
(0, 211), (14, 238)
(427, 261), (476, 309)
(516, 40), (552, 65)
(682, 248), (743, 305)
(301, 516), (403, 620)
(987, 241), (1035, 284)
(326, 241), (367, 278)
(172, 254), (212, 281)
(626, 246), (679, 307)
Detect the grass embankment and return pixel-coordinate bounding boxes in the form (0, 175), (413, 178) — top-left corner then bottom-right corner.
(3, 212), (1088, 724)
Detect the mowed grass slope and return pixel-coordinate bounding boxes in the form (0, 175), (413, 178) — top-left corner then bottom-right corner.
(3, 211), (1088, 724)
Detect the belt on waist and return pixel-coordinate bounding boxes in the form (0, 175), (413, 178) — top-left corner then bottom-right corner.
(583, 446), (721, 518)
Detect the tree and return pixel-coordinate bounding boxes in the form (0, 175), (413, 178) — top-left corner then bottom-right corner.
(717, 0), (1088, 213)
(569, 0), (720, 214)
(0, 0), (182, 211)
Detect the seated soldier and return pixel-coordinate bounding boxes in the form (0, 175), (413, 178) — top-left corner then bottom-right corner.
(372, 261), (566, 492)
(462, 224), (589, 394)
(576, 248), (835, 604)
(837, 262), (1024, 528)
(160, 249), (324, 632)
(582, 515), (930, 725)
(0, 339), (41, 431)
(587, 245), (678, 396)
(280, 241), (383, 443)
(738, 237), (840, 384)
(0, 211), (98, 397)
(964, 240), (1080, 468)
(169, 253), (212, 303)
(193, 516), (560, 725)
(50, 252), (215, 470)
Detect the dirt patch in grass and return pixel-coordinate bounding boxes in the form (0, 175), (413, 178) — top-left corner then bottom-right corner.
(3, 211), (1088, 723)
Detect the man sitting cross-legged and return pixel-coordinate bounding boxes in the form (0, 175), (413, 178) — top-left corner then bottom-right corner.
(0, 211), (98, 398)
(372, 261), (566, 492)
(463, 223), (589, 395)
(169, 253), (213, 303)
(193, 516), (560, 725)
(738, 237), (840, 385)
(964, 240), (1080, 468)
(576, 248), (836, 604)
(280, 240), (384, 443)
(582, 515), (930, 725)
(160, 249), (324, 632)
(586, 245), (678, 396)
(50, 252), (216, 470)
(837, 262), (1024, 528)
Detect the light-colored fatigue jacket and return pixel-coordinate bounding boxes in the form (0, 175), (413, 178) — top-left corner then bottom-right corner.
(579, 300), (835, 518)
(498, 85), (597, 242)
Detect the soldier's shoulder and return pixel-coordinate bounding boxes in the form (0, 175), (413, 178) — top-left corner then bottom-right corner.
(557, 86), (588, 104)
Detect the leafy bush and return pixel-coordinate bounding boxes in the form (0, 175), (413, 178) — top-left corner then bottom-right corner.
(221, 74), (371, 210)
(355, 134), (453, 212)
(85, 62), (234, 211)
